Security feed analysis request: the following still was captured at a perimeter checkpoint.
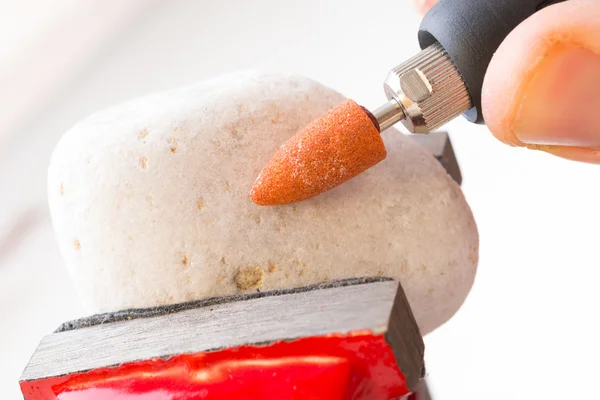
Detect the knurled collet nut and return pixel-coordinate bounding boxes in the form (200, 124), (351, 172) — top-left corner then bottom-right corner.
(384, 43), (473, 134)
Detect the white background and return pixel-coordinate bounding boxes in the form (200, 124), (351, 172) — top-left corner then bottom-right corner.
(1, 1), (598, 399)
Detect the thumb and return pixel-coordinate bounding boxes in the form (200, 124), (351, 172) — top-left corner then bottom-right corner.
(482, 0), (600, 164)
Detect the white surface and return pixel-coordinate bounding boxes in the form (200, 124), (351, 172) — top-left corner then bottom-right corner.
(0, 1), (598, 399)
(0, 0), (149, 144)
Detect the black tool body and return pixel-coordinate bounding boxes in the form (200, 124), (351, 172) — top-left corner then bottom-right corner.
(419, 0), (568, 123)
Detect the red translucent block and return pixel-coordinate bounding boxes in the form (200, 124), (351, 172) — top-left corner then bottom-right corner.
(21, 331), (410, 400)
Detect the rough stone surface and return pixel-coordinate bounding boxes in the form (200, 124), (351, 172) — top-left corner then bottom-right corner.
(48, 71), (478, 334)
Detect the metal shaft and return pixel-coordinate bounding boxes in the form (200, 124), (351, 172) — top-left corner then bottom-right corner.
(373, 43), (472, 134)
(372, 99), (406, 132)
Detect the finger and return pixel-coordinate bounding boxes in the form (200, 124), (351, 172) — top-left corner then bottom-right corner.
(410, 0), (438, 15)
(482, 0), (600, 164)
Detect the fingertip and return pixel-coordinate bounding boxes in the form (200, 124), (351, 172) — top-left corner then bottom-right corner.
(482, 1), (600, 163)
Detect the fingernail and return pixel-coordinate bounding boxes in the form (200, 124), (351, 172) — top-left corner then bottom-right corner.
(526, 144), (600, 164)
(513, 44), (600, 148)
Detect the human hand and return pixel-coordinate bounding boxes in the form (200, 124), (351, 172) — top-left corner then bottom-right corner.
(411, 0), (600, 164)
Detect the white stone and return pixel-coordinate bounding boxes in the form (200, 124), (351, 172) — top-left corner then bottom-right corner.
(48, 71), (478, 335)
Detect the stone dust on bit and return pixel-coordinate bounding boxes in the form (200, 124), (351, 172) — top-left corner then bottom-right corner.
(250, 99), (386, 206)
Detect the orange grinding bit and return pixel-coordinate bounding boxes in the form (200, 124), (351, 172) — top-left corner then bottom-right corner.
(251, 99), (386, 206)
